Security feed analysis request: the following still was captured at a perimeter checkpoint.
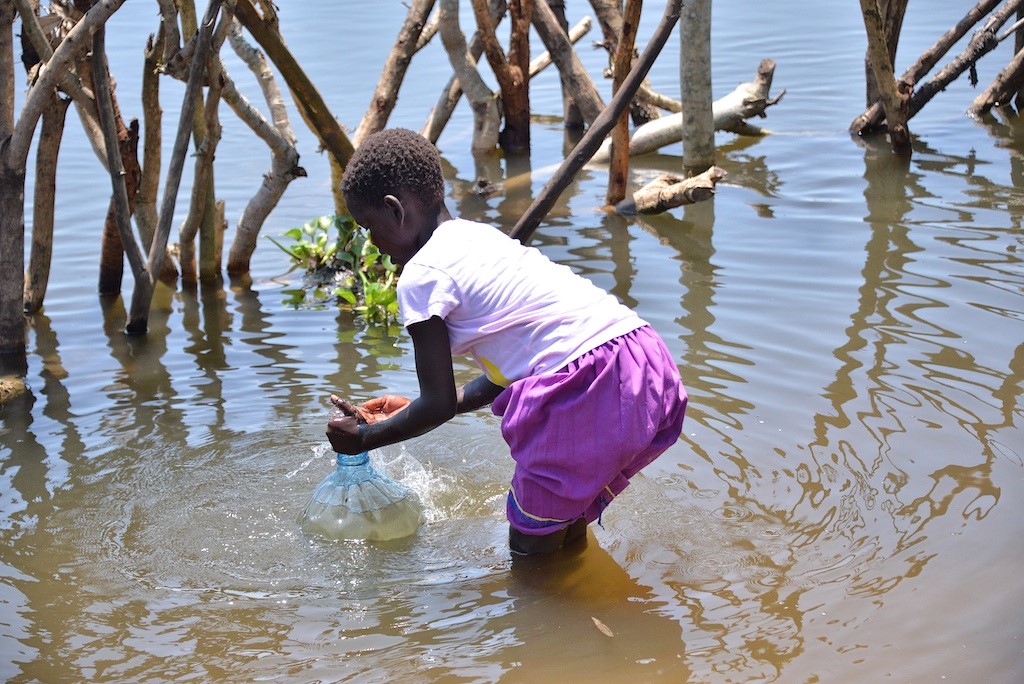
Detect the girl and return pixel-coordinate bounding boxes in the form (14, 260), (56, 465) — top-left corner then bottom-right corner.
(327, 128), (687, 555)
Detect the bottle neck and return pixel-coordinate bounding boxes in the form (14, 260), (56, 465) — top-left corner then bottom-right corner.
(336, 451), (370, 467)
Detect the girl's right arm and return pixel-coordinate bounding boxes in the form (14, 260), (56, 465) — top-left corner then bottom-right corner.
(340, 316), (458, 453)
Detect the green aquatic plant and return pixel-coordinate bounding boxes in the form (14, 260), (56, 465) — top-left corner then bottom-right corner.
(270, 214), (399, 324)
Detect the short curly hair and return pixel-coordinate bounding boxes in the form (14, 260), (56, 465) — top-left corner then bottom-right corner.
(341, 128), (445, 213)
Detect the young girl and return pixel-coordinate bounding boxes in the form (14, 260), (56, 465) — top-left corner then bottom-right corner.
(327, 128), (687, 555)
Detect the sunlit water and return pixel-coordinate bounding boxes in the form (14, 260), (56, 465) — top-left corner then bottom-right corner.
(2, 1), (1023, 682)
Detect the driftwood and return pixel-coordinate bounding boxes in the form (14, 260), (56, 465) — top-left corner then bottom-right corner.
(510, 0), (682, 243)
(0, 375), (28, 404)
(591, 59), (783, 162)
(614, 166), (727, 215)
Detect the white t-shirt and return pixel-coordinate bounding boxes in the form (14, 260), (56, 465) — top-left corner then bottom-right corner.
(398, 218), (645, 387)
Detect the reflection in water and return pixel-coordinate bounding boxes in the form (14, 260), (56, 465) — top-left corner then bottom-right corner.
(4, 31), (1024, 684)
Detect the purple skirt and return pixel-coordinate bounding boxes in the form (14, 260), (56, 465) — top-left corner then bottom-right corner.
(492, 325), (687, 535)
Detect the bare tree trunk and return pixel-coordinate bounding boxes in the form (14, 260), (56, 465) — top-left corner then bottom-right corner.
(15, 0), (109, 169)
(510, 0), (682, 243)
(680, 0), (715, 173)
(422, 0), (507, 144)
(128, 0), (223, 335)
(0, 166), (26, 357)
(0, 2), (12, 141)
(439, 0), (501, 155)
(2, 0), (128, 356)
(422, 3), (593, 145)
(606, 0), (640, 205)
(1016, 6), (1024, 110)
(851, 0), (1013, 135)
(179, 11), (231, 287)
(865, 0), (908, 106)
(587, 0), (661, 125)
(93, 24), (148, 297)
(547, 0), (583, 128)
(860, 0), (911, 155)
(225, 20), (304, 277)
(472, 0), (532, 153)
(136, 29), (179, 284)
(198, 112), (223, 284)
(77, 7), (143, 297)
(532, 0), (605, 125)
(353, 0), (435, 147)
(24, 91), (71, 314)
(234, 0), (355, 214)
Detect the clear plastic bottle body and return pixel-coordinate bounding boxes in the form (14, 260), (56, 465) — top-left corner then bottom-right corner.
(299, 451), (423, 541)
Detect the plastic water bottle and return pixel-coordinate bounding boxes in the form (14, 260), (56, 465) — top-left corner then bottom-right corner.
(298, 450), (423, 541)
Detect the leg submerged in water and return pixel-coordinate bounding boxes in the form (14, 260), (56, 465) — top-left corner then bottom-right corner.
(508, 517), (587, 555)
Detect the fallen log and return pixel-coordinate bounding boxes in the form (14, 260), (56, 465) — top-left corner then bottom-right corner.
(591, 58), (783, 162)
(614, 166), (727, 215)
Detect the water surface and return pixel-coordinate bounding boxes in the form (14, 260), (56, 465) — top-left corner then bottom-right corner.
(2, 1), (1023, 682)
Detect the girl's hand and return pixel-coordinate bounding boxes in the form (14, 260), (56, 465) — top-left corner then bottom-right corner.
(326, 395), (365, 454)
(358, 394), (411, 422)
(330, 394), (411, 423)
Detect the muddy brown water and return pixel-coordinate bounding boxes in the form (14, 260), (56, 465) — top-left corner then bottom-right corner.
(2, 1), (1022, 682)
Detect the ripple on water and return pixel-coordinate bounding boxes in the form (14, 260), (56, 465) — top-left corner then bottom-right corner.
(79, 433), (512, 602)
